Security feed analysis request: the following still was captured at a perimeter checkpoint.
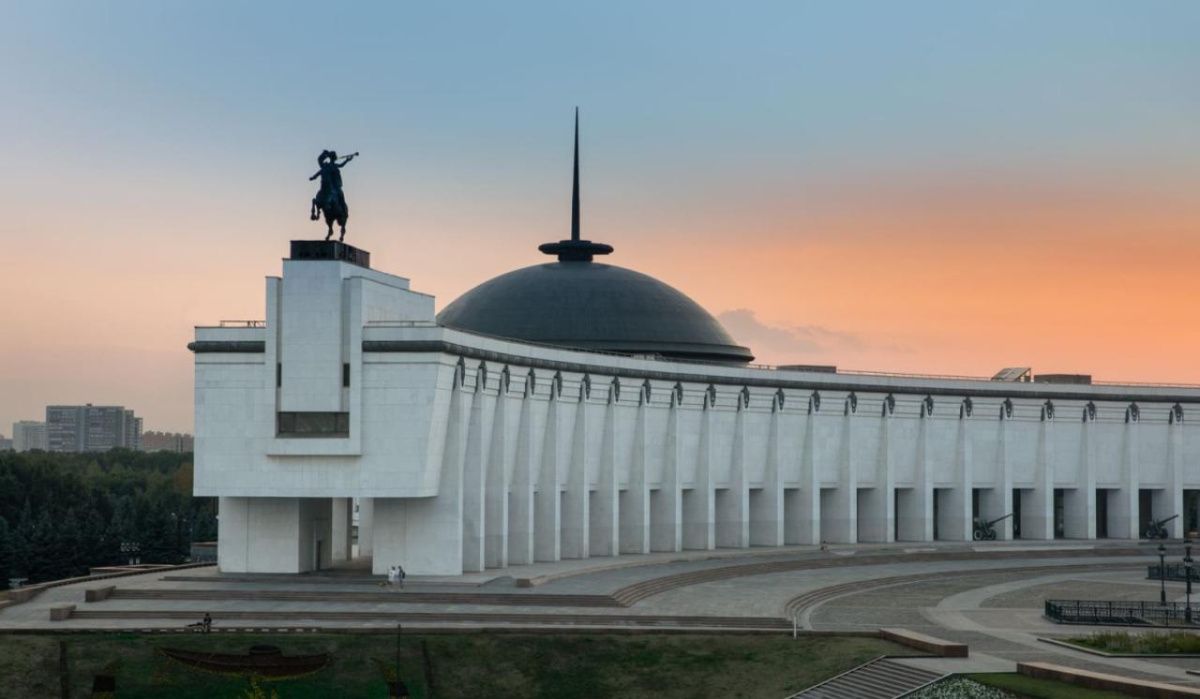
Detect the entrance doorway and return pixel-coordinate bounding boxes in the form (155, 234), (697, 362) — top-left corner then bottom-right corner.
(1012, 488), (1022, 539)
(1186, 490), (1200, 539)
(893, 489), (900, 541)
(1095, 489), (1110, 538)
(932, 489), (942, 540)
(1139, 489), (1153, 536)
(1053, 489), (1065, 539)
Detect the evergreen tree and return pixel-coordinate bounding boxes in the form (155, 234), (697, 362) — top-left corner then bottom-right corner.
(28, 510), (58, 582)
(0, 450), (207, 580)
(10, 501), (33, 580)
(58, 508), (85, 578)
(0, 516), (12, 590)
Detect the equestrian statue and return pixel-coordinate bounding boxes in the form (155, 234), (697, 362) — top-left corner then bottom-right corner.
(309, 150), (358, 241)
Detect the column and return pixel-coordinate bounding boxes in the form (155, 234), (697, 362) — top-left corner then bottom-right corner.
(331, 497), (353, 562)
(1064, 414), (1097, 539)
(620, 400), (651, 553)
(651, 397), (683, 551)
(858, 404), (894, 543)
(507, 388), (536, 565)
(787, 408), (820, 545)
(717, 402), (750, 548)
(750, 400), (784, 546)
(357, 497), (374, 557)
(1023, 412), (1056, 540)
(484, 392), (511, 568)
(589, 397), (619, 556)
(535, 390), (562, 562)
(462, 385), (491, 572)
(683, 399), (716, 550)
(561, 398), (590, 559)
(1111, 412), (1139, 539)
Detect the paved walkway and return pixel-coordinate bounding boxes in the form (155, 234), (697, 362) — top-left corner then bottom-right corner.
(805, 564), (1200, 686)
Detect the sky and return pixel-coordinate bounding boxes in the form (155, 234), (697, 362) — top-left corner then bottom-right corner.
(1, 2), (1198, 434)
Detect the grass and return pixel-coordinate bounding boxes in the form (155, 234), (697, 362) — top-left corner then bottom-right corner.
(0, 631), (911, 699)
(0, 634), (60, 698)
(968, 673), (1140, 699)
(1067, 630), (1200, 654)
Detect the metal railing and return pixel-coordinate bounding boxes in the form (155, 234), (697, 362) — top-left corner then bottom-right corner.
(1045, 599), (1197, 627)
(218, 320), (265, 328)
(1147, 564), (1200, 582)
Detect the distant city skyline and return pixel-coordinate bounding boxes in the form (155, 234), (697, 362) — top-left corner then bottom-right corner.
(2, 2), (1199, 433)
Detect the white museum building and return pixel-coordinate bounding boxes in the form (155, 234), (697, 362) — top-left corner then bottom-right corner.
(191, 142), (1200, 576)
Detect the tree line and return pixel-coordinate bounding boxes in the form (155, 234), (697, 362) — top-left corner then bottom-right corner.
(0, 449), (215, 588)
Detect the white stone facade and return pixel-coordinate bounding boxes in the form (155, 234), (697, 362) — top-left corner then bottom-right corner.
(193, 254), (1200, 575)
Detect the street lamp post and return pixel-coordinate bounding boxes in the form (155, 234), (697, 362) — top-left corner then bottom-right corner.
(1159, 542), (1168, 605)
(119, 541), (141, 566)
(1185, 540), (1194, 625)
(391, 622), (409, 698)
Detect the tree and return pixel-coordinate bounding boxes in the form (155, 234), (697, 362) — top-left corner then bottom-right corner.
(27, 510), (59, 582)
(57, 508), (85, 578)
(0, 450), (208, 580)
(0, 516), (12, 589)
(10, 501), (33, 580)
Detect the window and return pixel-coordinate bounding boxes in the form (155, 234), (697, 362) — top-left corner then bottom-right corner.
(277, 412), (349, 437)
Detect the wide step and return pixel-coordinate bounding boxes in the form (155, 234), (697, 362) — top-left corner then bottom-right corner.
(789, 658), (943, 699)
(106, 588), (620, 608)
(68, 608), (791, 629)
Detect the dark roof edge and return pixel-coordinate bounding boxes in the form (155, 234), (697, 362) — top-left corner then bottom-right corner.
(188, 341), (267, 353)
(362, 339), (1200, 404)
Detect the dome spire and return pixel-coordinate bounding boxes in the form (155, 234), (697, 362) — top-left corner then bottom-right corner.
(571, 106), (580, 242)
(539, 108), (614, 262)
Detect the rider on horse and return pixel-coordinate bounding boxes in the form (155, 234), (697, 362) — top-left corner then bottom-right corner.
(310, 150), (356, 240)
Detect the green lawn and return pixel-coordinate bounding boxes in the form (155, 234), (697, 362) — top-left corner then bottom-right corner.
(1067, 630), (1200, 655)
(0, 631), (912, 698)
(968, 672), (1138, 699)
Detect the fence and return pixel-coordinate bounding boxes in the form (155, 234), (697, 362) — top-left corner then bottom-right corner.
(1045, 599), (1198, 627)
(1147, 564), (1200, 583)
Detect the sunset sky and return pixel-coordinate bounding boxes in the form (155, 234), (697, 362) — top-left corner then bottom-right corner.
(1, 2), (1198, 434)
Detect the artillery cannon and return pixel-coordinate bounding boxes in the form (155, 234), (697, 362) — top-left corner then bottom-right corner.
(1144, 514), (1179, 540)
(972, 513), (1013, 541)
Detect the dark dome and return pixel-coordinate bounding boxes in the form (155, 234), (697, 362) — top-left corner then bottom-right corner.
(437, 261), (754, 364)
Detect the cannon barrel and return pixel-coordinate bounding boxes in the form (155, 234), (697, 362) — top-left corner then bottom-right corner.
(988, 513), (1014, 526)
(1154, 514), (1180, 526)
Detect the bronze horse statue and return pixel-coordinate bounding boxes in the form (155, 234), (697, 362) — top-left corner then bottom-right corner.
(309, 150), (357, 241)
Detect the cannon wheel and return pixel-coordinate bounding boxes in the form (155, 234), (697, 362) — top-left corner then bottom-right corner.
(986, 529), (997, 541)
(972, 529), (984, 541)
(1145, 527), (1160, 539)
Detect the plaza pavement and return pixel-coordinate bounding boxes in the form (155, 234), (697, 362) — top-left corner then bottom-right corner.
(5, 539), (1200, 687)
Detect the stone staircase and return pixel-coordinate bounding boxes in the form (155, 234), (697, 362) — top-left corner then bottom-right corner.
(788, 657), (943, 698)
(67, 608), (792, 630)
(106, 587), (619, 607)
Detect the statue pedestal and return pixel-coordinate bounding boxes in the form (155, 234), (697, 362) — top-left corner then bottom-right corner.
(289, 240), (371, 269)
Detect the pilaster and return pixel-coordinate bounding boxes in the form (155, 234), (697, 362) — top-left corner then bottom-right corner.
(561, 398), (590, 559)
(620, 399), (651, 553)
(683, 395), (716, 550)
(651, 391), (683, 551)
(590, 397), (620, 555)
